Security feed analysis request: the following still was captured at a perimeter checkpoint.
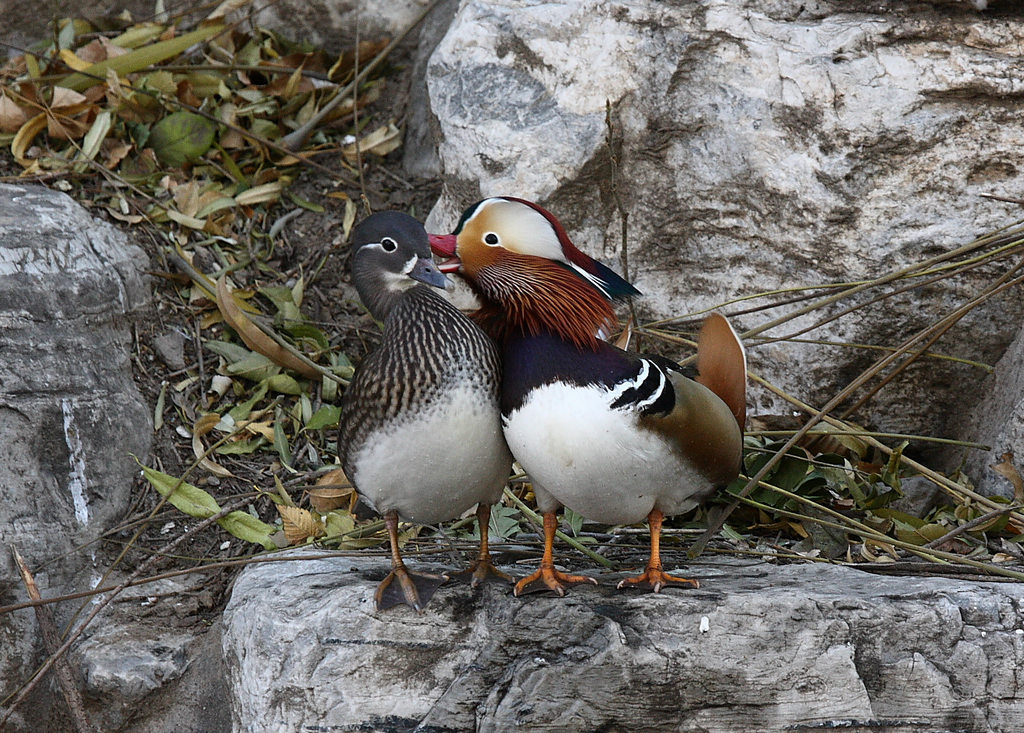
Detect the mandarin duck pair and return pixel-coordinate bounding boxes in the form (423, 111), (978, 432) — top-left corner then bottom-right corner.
(339, 199), (746, 611)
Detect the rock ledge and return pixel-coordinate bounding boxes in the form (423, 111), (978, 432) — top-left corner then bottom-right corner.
(222, 553), (1024, 732)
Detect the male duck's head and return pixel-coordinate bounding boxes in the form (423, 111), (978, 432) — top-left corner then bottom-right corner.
(350, 211), (448, 320)
(428, 197), (639, 348)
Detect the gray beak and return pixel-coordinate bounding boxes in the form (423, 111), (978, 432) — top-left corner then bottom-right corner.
(408, 256), (449, 290)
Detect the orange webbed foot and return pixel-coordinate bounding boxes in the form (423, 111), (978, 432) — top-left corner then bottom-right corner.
(514, 566), (598, 597)
(375, 565), (448, 612)
(616, 566), (699, 593)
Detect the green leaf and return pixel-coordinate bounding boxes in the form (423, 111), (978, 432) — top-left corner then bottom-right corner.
(488, 505), (524, 540)
(894, 522), (949, 546)
(127, 120), (151, 149)
(872, 507), (926, 529)
(109, 23), (167, 49)
(204, 339), (256, 364)
(225, 354), (281, 381)
(249, 117), (279, 140)
(219, 510), (278, 550)
(215, 437), (267, 455)
(58, 19), (78, 50)
(770, 453), (812, 492)
(306, 404), (340, 431)
(562, 507), (584, 536)
(266, 373), (302, 395)
(195, 195), (238, 219)
(322, 373), (338, 402)
(140, 463), (220, 518)
(139, 70), (177, 96)
(286, 323), (329, 350)
(881, 441), (908, 493)
(325, 511), (355, 537)
(324, 512), (383, 548)
(61, 24), (227, 91)
(286, 191), (324, 212)
(76, 110), (112, 168)
(150, 110), (217, 167)
(187, 72), (227, 99)
(259, 285), (297, 312)
(228, 382), (269, 421)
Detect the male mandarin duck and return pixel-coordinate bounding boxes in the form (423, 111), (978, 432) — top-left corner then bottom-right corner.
(429, 197), (746, 596)
(337, 211), (513, 611)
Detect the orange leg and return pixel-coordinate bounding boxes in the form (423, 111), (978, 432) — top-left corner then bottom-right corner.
(514, 511), (597, 596)
(616, 509), (700, 592)
(375, 511), (447, 612)
(452, 504), (513, 587)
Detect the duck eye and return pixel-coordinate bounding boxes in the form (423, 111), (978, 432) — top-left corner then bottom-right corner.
(483, 232), (500, 246)
(380, 237), (398, 252)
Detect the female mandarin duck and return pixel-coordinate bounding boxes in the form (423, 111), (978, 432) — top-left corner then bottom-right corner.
(337, 211), (513, 611)
(429, 197), (746, 596)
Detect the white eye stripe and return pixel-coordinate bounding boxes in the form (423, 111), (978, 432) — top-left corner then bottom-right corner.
(476, 199), (566, 261)
(364, 239), (399, 254)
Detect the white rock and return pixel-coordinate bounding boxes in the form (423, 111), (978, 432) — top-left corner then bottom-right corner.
(0, 183), (151, 728)
(222, 552), (1024, 732)
(251, 0), (435, 50)
(423, 1), (1024, 451)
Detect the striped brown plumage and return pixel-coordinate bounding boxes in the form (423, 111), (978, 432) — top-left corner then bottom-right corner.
(338, 284), (501, 474)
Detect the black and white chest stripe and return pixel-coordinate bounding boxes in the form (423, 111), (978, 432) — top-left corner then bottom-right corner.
(606, 357), (678, 417)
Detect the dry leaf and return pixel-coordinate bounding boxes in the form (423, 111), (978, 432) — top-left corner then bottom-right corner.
(613, 317), (633, 350)
(235, 182), (284, 207)
(206, 0), (253, 21)
(238, 419), (276, 441)
(277, 504), (325, 544)
(308, 468), (355, 512)
(11, 113), (47, 164)
(191, 413), (234, 477)
(47, 111), (93, 141)
(191, 433), (234, 477)
(72, 40), (109, 65)
(172, 179), (202, 217)
(341, 122), (401, 163)
(990, 452), (1024, 503)
(193, 413), (222, 437)
(50, 86), (88, 109)
(0, 94), (28, 133)
(104, 140), (133, 168)
(860, 539), (898, 563)
(165, 208), (208, 230)
(215, 275), (321, 379)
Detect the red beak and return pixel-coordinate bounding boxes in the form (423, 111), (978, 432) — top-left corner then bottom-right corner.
(428, 233), (457, 256)
(428, 233), (461, 273)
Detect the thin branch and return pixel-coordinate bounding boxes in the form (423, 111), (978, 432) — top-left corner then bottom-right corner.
(11, 548), (97, 733)
(0, 497), (255, 727)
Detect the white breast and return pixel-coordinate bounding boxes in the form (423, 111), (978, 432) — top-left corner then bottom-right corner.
(350, 386), (511, 524)
(503, 382), (713, 525)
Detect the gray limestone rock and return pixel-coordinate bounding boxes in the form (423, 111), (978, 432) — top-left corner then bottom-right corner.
(0, 183), (151, 728)
(422, 1), (1024, 453)
(222, 552), (1024, 732)
(251, 0), (437, 52)
(959, 322), (1024, 497)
